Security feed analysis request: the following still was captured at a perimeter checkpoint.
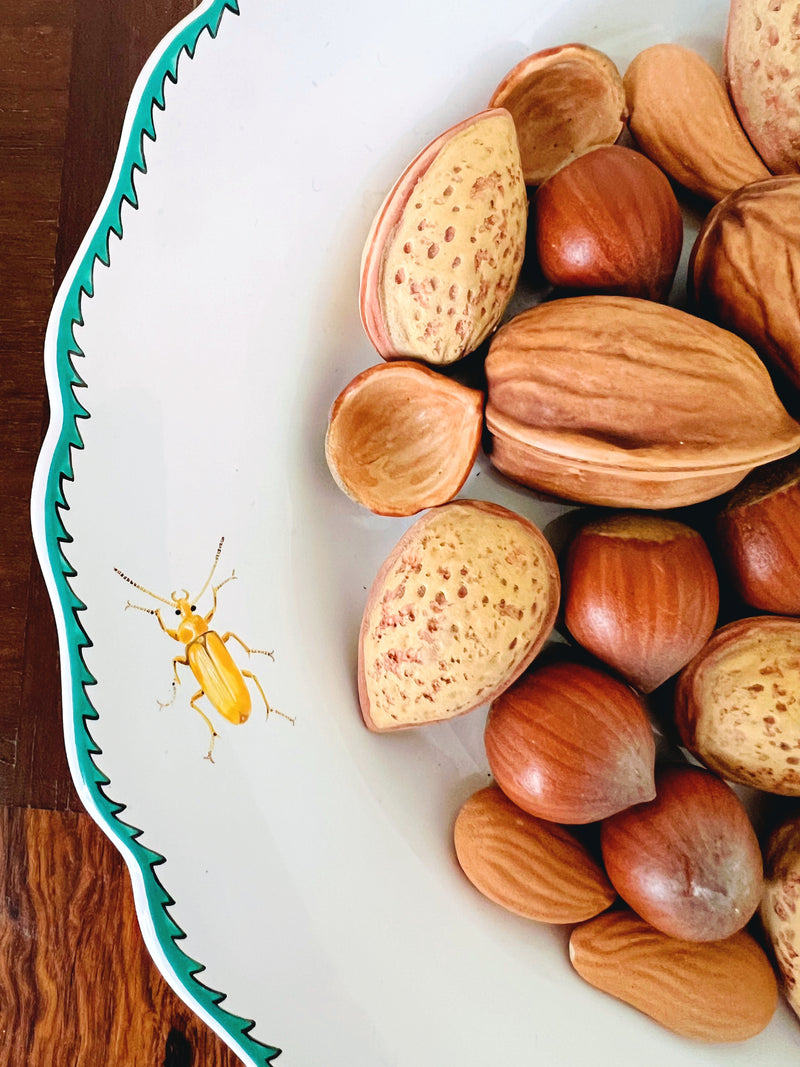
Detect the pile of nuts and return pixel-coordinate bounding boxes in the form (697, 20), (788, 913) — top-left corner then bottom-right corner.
(325, 0), (800, 1044)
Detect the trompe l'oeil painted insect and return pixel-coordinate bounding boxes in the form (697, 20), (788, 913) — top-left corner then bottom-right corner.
(115, 537), (293, 761)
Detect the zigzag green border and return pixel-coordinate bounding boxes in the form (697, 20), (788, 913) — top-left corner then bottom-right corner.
(36, 2), (281, 1063)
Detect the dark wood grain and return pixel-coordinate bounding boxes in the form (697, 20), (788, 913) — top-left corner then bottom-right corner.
(0, 1), (77, 811)
(0, 808), (241, 1065)
(1, 0), (245, 1061)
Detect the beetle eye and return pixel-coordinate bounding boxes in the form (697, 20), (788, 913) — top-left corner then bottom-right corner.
(175, 609), (181, 616)
(191, 605), (196, 612)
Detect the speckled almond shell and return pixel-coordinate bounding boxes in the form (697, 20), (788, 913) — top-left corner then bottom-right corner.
(484, 295), (800, 508)
(726, 0), (800, 174)
(357, 500), (559, 731)
(674, 615), (800, 795)
(359, 109), (527, 365)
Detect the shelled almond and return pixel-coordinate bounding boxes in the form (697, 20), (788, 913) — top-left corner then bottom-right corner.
(569, 910), (778, 1042)
(623, 43), (769, 201)
(454, 785), (616, 923)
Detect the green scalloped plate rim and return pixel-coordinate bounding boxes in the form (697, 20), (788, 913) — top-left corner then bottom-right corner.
(30, 2), (281, 1063)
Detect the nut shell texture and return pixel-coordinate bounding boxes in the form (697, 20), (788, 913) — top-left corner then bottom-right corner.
(624, 43), (769, 201)
(485, 660), (656, 824)
(691, 175), (800, 389)
(675, 615), (800, 795)
(484, 295), (800, 508)
(569, 910), (778, 1042)
(453, 785), (616, 923)
(726, 0), (800, 174)
(358, 500), (559, 730)
(359, 109), (526, 365)
(325, 361), (483, 516)
(489, 44), (626, 186)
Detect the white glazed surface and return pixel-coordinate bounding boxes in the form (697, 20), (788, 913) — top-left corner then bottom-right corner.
(33, 0), (800, 1063)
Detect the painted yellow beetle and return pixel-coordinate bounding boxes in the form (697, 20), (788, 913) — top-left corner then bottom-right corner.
(115, 537), (293, 761)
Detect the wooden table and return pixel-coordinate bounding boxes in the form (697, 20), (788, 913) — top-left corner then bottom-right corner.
(2, 2), (241, 1061)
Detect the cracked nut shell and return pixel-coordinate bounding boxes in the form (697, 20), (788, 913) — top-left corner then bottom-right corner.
(325, 361), (483, 517)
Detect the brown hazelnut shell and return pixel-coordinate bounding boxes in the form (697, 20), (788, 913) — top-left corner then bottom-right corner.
(535, 145), (683, 301)
(600, 764), (763, 942)
(563, 513), (719, 693)
(484, 659), (656, 824)
(716, 452), (800, 615)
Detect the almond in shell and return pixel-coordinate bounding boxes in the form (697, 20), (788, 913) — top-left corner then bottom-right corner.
(358, 500), (559, 731)
(761, 814), (800, 1022)
(569, 909), (778, 1042)
(726, 0), (800, 175)
(674, 614), (800, 795)
(359, 109), (527, 366)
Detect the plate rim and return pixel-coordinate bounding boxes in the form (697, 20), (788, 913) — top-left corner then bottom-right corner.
(29, 2), (282, 1063)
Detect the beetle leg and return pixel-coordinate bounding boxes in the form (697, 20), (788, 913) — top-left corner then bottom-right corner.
(241, 669), (295, 725)
(219, 631), (274, 659)
(157, 654), (189, 709)
(189, 689), (219, 762)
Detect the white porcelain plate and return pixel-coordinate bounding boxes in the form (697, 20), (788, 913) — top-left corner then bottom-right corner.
(31, 1), (800, 1063)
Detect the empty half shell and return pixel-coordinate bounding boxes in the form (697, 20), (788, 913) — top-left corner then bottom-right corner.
(489, 44), (626, 185)
(359, 109), (527, 366)
(325, 361), (483, 516)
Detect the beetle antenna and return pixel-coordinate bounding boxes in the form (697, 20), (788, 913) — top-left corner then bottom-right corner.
(114, 567), (173, 606)
(125, 600), (159, 615)
(194, 536), (225, 601)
